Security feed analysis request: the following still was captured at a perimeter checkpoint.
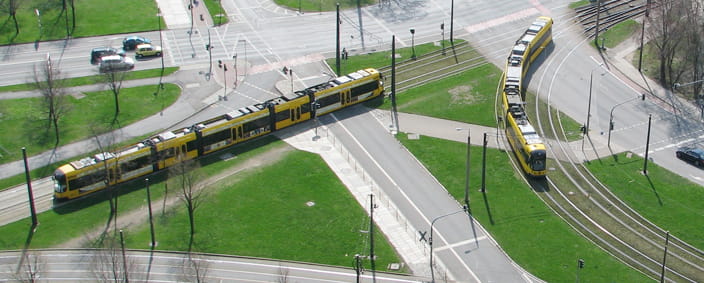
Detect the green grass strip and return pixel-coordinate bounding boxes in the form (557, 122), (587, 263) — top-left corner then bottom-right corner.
(585, 152), (704, 249)
(398, 133), (649, 282)
(0, 83), (180, 165)
(0, 67), (179, 93)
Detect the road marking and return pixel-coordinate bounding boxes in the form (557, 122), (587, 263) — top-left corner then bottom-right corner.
(434, 236), (488, 252)
(247, 53), (325, 75)
(331, 113), (482, 283)
(464, 8), (539, 34)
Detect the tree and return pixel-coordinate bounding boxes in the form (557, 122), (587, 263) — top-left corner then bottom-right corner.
(170, 155), (204, 251)
(13, 251), (43, 283)
(647, 0), (687, 88)
(90, 233), (142, 282)
(179, 253), (209, 283)
(33, 55), (70, 147)
(89, 123), (121, 230)
(102, 70), (127, 124)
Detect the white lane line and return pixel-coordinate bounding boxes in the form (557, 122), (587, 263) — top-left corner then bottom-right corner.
(330, 113), (481, 283)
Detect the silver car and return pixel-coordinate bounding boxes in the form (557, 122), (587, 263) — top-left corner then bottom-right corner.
(99, 55), (135, 73)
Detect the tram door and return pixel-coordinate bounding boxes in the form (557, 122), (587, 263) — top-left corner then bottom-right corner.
(340, 90), (352, 106)
(290, 106), (302, 122)
(232, 125), (243, 143)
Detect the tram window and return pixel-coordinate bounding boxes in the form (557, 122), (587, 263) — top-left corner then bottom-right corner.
(276, 110), (290, 122)
(351, 81), (377, 96)
(202, 129), (231, 145)
(186, 140), (197, 153)
(301, 102), (311, 114)
(317, 93), (340, 107)
(243, 117), (269, 132)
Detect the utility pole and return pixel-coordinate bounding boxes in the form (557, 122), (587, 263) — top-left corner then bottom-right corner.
(594, 0), (601, 48)
(659, 231), (670, 283)
(369, 194), (376, 283)
(120, 229), (129, 283)
(391, 35), (397, 132)
(464, 133), (471, 210)
(22, 147), (38, 228)
(480, 133), (487, 193)
(336, 3), (340, 75)
(643, 114), (652, 175)
(146, 178), (156, 248)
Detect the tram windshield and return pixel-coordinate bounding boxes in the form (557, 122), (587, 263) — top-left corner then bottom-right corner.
(530, 150), (546, 171)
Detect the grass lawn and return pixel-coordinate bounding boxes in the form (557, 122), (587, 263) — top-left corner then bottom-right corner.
(0, 137), (287, 248)
(398, 134), (650, 282)
(585, 152), (704, 249)
(328, 40), (461, 75)
(204, 0), (229, 26)
(125, 148), (402, 270)
(378, 63), (501, 127)
(275, 0), (375, 13)
(597, 19), (639, 50)
(0, 67), (179, 93)
(0, 137), (403, 272)
(0, 83), (180, 165)
(0, 0), (162, 45)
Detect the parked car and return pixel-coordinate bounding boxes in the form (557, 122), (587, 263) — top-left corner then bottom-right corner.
(675, 146), (704, 167)
(135, 44), (162, 58)
(90, 47), (125, 65)
(99, 55), (135, 73)
(122, 36), (151, 50)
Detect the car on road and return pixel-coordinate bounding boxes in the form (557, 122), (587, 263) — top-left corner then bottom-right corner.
(122, 36), (151, 50)
(135, 44), (162, 58)
(676, 146), (704, 167)
(99, 55), (135, 73)
(90, 47), (125, 65)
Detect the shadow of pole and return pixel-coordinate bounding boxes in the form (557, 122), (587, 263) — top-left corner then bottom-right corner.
(645, 174), (663, 206)
(481, 190), (494, 225)
(16, 224), (37, 273)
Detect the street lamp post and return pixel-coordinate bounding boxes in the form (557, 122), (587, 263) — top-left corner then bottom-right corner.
(429, 206), (467, 283)
(441, 22), (445, 55)
(584, 63), (604, 137)
(608, 93), (645, 148)
(410, 28), (416, 60)
(218, 60), (228, 100)
(35, 9), (42, 41)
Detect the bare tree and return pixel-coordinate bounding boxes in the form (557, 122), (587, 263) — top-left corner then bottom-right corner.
(179, 253), (209, 283)
(13, 251), (43, 283)
(647, 0), (687, 88)
(33, 55), (70, 147)
(277, 264), (290, 283)
(89, 122), (121, 230)
(102, 70), (127, 124)
(90, 233), (143, 282)
(169, 155), (205, 251)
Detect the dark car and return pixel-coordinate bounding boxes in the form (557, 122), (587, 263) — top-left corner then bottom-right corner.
(90, 47), (125, 65)
(122, 36), (151, 51)
(676, 146), (704, 167)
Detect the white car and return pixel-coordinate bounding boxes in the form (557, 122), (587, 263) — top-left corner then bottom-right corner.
(99, 55), (135, 72)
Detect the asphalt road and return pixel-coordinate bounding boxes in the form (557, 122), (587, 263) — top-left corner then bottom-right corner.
(0, 249), (426, 282)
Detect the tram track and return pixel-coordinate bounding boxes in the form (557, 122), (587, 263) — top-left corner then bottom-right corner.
(378, 41), (488, 94)
(525, 8), (704, 282)
(372, 10), (704, 281)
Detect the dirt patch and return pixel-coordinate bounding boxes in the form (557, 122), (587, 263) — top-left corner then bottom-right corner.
(448, 85), (477, 105)
(56, 143), (295, 248)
